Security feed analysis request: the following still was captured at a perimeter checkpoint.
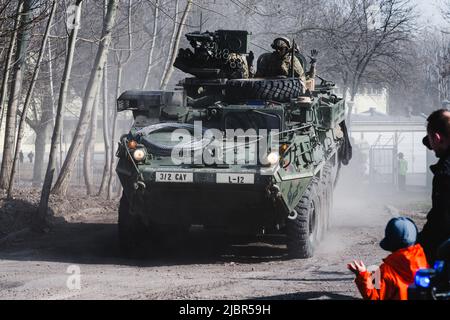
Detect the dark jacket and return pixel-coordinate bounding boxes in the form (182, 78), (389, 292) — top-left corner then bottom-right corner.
(418, 152), (450, 263)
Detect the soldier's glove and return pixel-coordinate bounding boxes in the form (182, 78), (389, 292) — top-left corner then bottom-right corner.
(309, 49), (318, 64)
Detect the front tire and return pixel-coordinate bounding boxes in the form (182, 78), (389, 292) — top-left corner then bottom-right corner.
(286, 178), (321, 258)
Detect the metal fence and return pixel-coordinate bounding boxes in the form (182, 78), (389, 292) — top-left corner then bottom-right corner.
(369, 146), (395, 185)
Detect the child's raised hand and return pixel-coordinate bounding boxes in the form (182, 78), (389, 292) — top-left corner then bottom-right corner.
(347, 260), (367, 275)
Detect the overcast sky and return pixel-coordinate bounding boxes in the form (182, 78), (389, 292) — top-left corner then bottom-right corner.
(414, 0), (445, 26)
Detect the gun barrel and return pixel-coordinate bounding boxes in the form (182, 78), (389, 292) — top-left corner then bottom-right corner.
(186, 34), (215, 42)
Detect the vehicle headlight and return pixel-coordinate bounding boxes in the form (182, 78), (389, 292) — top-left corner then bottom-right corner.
(266, 151), (280, 165)
(127, 139), (137, 149)
(132, 148), (146, 162)
(279, 143), (289, 155)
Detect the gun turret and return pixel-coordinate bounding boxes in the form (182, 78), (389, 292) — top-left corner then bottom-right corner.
(174, 30), (251, 79)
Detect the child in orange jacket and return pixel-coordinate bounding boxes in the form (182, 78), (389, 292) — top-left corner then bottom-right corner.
(347, 217), (429, 300)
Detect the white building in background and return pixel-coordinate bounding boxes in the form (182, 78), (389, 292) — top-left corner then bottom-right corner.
(352, 87), (388, 115)
(345, 85), (434, 188)
(350, 112), (433, 187)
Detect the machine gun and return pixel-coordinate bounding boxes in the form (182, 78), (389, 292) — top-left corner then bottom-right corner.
(315, 75), (337, 92)
(174, 30), (253, 79)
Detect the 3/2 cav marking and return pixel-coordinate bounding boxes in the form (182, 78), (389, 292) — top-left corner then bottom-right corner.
(155, 172), (193, 183)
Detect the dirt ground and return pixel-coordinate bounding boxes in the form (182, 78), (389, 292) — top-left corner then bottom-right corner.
(0, 168), (431, 300)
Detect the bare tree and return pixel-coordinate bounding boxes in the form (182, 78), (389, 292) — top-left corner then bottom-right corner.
(37, 0), (84, 228)
(141, 0), (159, 90)
(30, 94), (54, 186)
(97, 65), (110, 196)
(83, 0), (115, 196)
(45, 36), (59, 170)
(107, 0), (133, 199)
(0, 0), (32, 190)
(52, 0), (119, 196)
(83, 86), (100, 195)
(160, 0), (178, 88)
(0, 0), (23, 130)
(7, 0), (57, 198)
(160, 0), (193, 90)
(316, 0), (416, 124)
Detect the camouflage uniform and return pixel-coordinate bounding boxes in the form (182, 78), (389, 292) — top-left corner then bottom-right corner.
(255, 52), (306, 83)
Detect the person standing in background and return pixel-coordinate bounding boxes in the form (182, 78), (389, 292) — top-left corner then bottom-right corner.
(28, 151), (34, 164)
(398, 152), (408, 191)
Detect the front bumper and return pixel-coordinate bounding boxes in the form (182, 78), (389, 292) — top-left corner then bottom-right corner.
(116, 160), (283, 232)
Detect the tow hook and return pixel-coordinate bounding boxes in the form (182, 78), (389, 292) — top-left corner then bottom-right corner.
(133, 180), (146, 190)
(288, 209), (298, 220)
(267, 184), (282, 200)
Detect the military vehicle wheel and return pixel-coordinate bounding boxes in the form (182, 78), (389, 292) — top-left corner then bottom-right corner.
(118, 193), (148, 257)
(226, 78), (302, 103)
(286, 178), (321, 258)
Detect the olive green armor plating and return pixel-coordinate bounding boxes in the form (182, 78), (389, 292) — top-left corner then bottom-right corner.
(115, 30), (352, 258)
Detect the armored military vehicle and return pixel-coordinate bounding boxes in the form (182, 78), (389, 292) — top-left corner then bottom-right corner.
(115, 30), (352, 258)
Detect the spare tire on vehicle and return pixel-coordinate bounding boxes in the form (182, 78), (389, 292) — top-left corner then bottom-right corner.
(225, 78), (303, 102)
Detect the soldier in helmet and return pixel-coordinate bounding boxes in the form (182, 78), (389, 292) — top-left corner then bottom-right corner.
(255, 37), (306, 82)
(256, 37), (319, 86)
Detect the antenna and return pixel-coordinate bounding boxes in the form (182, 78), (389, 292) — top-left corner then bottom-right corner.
(291, 39), (295, 78)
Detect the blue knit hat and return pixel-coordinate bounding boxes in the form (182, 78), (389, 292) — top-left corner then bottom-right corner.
(380, 217), (418, 252)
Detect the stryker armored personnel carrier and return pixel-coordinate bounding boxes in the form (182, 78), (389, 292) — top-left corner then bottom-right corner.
(115, 30), (352, 258)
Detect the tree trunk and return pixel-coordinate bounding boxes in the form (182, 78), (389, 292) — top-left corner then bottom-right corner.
(33, 122), (48, 187)
(52, 0), (119, 196)
(0, 0), (23, 129)
(32, 95), (54, 187)
(346, 79), (357, 127)
(98, 65), (111, 196)
(46, 36), (59, 171)
(37, 0), (84, 229)
(106, 0), (132, 199)
(159, 0), (192, 90)
(160, 0), (178, 88)
(141, 0), (159, 89)
(8, 1), (56, 197)
(0, 0), (32, 190)
(346, 72), (364, 129)
(0, 108), (5, 134)
(83, 87), (99, 195)
(107, 62), (122, 200)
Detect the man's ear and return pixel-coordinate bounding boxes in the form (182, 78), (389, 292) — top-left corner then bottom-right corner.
(433, 132), (442, 144)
